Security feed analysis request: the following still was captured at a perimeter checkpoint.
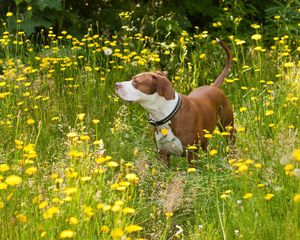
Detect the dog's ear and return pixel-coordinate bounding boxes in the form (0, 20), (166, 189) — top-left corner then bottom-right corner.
(152, 72), (175, 100)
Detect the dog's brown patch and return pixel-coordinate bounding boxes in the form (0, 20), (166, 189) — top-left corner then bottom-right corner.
(132, 72), (175, 100)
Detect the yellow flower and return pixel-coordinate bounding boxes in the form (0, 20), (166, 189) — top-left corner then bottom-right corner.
(254, 163), (262, 169)
(239, 107), (247, 112)
(238, 164), (248, 172)
(0, 182), (8, 190)
(6, 12), (13, 17)
(199, 53), (206, 59)
(265, 110), (274, 116)
(92, 119), (100, 124)
(0, 164), (9, 172)
(107, 161), (119, 168)
(64, 187), (77, 195)
(77, 113), (85, 121)
(293, 194), (300, 203)
(293, 149), (300, 162)
(264, 193), (274, 201)
(27, 6), (32, 11)
(25, 166), (38, 175)
(187, 145), (197, 150)
(125, 173), (139, 183)
(67, 132), (77, 138)
(5, 175), (22, 186)
(125, 225), (143, 233)
(250, 24), (261, 29)
(0, 202), (4, 209)
(283, 62), (295, 68)
(123, 207), (135, 214)
(209, 149), (218, 156)
(251, 34), (262, 41)
(59, 230), (75, 239)
(80, 135), (90, 141)
(39, 201), (48, 209)
(16, 213), (27, 223)
(110, 228), (124, 238)
(100, 225), (110, 233)
(27, 119), (35, 125)
(187, 167), (196, 173)
(161, 128), (168, 136)
(43, 207), (59, 219)
(204, 133), (212, 139)
(243, 193), (253, 199)
(165, 211), (173, 219)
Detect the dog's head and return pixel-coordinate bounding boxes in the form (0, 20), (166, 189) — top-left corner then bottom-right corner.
(115, 71), (175, 103)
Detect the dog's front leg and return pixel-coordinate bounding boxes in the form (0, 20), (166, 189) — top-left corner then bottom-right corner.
(157, 150), (170, 167)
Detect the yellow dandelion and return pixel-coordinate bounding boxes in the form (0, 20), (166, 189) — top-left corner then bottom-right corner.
(293, 194), (300, 203)
(39, 201), (48, 209)
(43, 207), (59, 219)
(293, 149), (300, 162)
(67, 132), (77, 138)
(265, 110), (274, 116)
(204, 133), (213, 139)
(243, 193), (253, 199)
(187, 145), (197, 150)
(27, 119), (35, 125)
(107, 161), (119, 168)
(6, 12), (13, 17)
(187, 167), (196, 173)
(238, 164), (248, 172)
(25, 166), (38, 175)
(5, 175), (22, 186)
(0, 164), (9, 172)
(254, 163), (262, 169)
(125, 173), (139, 183)
(239, 107), (247, 112)
(123, 207), (136, 214)
(251, 34), (262, 40)
(264, 193), (274, 201)
(250, 23), (261, 29)
(283, 62), (295, 68)
(161, 128), (168, 136)
(77, 113), (85, 121)
(165, 211), (173, 219)
(59, 230), (75, 239)
(100, 225), (110, 233)
(125, 225), (143, 233)
(16, 213), (27, 223)
(110, 228), (124, 238)
(92, 119), (100, 124)
(0, 202), (4, 208)
(199, 53), (206, 59)
(0, 182), (8, 190)
(80, 135), (90, 141)
(209, 149), (218, 156)
(64, 187), (77, 195)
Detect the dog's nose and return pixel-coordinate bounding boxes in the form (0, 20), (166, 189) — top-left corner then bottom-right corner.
(115, 82), (122, 89)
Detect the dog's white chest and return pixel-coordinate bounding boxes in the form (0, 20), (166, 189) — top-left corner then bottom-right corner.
(154, 123), (183, 155)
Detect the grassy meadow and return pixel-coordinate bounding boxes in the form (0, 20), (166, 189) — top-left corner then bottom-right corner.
(0, 7), (300, 240)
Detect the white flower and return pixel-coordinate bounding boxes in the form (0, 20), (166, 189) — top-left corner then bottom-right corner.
(294, 168), (300, 177)
(175, 225), (183, 236)
(103, 48), (113, 56)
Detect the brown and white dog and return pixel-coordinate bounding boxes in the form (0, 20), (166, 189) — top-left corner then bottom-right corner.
(115, 39), (234, 166)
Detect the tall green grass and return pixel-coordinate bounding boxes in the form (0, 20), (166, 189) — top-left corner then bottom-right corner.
(0, 6), (299, 240)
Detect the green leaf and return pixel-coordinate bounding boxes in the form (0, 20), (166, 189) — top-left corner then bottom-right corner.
(36, 0), (62, 11)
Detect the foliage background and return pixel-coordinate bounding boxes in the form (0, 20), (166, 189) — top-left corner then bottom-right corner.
(1, 0), (299, 39)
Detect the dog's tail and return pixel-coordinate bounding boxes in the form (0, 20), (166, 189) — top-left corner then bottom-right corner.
(212, 38), (232, 87)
